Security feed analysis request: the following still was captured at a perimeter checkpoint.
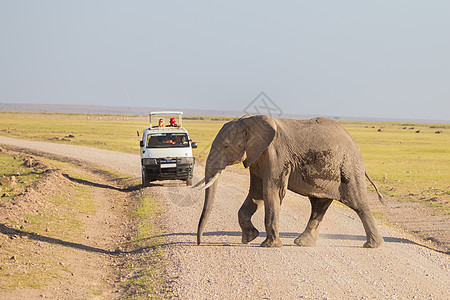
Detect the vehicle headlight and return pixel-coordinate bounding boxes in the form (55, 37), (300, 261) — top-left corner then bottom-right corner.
(143, 158), (158, 165)
(178, 157), (194, 165)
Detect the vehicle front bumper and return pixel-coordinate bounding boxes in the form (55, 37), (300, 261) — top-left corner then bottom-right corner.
(142, 157), (195, 180)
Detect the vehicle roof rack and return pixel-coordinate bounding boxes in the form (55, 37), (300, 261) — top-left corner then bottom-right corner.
(149, 111), (183, 129)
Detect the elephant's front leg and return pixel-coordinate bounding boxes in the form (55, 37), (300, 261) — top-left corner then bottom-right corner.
(261, 181), (283, 248)
(294, 197), (333, 247)
(238, 196), (262, 244)
(238, 172), (264, 244)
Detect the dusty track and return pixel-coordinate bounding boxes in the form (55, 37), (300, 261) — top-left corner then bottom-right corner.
(0, 136), (448, 299)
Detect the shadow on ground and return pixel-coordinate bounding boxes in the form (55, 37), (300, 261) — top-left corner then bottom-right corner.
(157, 230), (449, 254)
(62, 173), (140, 192)
(2, 224), (447, 256)
(62, 173), (188, 191)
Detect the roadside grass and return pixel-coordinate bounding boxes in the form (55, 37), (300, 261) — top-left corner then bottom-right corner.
(0, 158), (96, 290)
(0, 112), (448, 211)
(37, 158), (98, 215)
(38, 156), (81, 171)
(0, 152), (43, 203)
(0, 243), (72, 289)
(96, 166), (133, 181)
(123, 191), (168, 299)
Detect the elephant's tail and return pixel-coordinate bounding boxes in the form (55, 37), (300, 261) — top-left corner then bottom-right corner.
(365, 171), (386, 206)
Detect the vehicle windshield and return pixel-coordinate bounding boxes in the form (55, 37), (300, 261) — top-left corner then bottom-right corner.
(147, 133), (189, 148)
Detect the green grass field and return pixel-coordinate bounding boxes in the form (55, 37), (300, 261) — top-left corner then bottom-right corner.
(341, 121), (449, 211)
(0, 112), (448, 211)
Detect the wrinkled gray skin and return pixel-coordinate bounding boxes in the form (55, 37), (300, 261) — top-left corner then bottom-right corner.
(197, 115), (384, 248)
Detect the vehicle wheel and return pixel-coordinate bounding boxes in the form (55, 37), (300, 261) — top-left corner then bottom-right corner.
(142, 167), (150, 187)
(186, 177), (193, 186)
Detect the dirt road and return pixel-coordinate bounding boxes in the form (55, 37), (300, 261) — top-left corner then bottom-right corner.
(1, 136), (448, 299)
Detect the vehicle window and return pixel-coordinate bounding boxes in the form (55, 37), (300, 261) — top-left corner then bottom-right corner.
(147, 133), (189, 148)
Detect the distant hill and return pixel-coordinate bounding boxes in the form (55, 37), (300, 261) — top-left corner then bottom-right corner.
(0, 103), (448, 124)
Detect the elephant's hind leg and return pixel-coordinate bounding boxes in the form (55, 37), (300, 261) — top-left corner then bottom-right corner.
(294, 197), (333, 247)
(354, 206), (383, 248)
(339, 176), (383, 248)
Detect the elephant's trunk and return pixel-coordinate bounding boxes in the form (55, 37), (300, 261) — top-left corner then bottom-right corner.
(197, 168), (221, 245)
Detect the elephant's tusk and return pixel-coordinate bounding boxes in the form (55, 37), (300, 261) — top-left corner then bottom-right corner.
(200, 173), (220, 190)
(191, 177), (205, 188)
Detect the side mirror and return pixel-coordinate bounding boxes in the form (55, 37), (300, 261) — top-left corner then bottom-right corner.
(191, 142), (198, 149)
(140, 141), (144, 148)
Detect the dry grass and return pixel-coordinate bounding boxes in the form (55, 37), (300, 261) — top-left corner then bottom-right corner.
(342, 121), (449, 212)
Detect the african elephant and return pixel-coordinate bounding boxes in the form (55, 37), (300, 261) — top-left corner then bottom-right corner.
(196, 115), (384, 248)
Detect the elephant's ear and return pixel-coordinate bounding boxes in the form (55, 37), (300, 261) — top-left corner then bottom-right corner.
(241, 115), (277, 168)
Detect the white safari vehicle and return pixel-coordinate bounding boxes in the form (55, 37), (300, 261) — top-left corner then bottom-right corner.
(140, 111), (197, 187)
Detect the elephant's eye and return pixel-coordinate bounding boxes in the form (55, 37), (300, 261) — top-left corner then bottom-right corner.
(223, 145), (229, 149)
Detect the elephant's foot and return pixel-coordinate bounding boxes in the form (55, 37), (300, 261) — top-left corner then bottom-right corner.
(363, 235), (384, 248)
(242, 228), (260, 244)
(294, 233), (317, 247)
(261, 237), (282, 248)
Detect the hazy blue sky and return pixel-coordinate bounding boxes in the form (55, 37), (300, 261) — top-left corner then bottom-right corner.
(1, 1), (449, 121)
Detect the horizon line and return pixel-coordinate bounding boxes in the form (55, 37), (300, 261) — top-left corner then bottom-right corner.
(0, 102), (449, 124)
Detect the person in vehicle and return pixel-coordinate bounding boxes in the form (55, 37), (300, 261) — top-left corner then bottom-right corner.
(169, 118), (178, 127)
(148, 136), (159, 146)
(158, 119), (165, 127)
(175, 135), (187, 145)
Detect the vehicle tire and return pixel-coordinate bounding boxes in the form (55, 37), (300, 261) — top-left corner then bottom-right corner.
(142, 167), (150, 187)
(186, 177), (193, 186)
